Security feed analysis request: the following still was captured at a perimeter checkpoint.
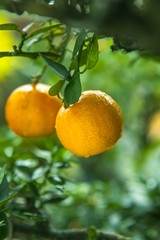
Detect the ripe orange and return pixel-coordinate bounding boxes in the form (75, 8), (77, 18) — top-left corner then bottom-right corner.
(55, 90), (123, 157)
(5, 83), (62, 137)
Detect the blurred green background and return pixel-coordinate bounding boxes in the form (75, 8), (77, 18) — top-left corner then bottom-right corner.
(1, 9), (160, 240)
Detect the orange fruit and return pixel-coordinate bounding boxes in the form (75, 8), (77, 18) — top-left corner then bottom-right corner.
(5, 83), (62, 137)
(55, 90), (123, 157)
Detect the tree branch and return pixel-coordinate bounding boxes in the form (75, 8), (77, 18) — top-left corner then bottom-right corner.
(3, 0), (160, 53)
(0, 51), (60, 60)
(13, 222), (130, 240)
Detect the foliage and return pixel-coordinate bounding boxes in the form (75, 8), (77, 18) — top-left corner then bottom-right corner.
(0, 128), (73, 239)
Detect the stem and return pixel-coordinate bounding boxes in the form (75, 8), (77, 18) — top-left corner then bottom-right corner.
(18, 33), (27, 52)
(0, 51), (60, 59)
(12, 221), (130, 240)
(32, 65), (47, 84)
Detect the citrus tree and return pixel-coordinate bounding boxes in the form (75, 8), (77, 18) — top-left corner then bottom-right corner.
(0, 0), (160, 239)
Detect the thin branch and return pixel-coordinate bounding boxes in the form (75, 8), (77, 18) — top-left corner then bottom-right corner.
(0, 51), (60, 59)
(4, 0), (158, 53)
(18, 33), (27, 52)
(13, 221), (130, 240)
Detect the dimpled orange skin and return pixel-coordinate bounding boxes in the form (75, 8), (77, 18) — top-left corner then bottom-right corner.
(5, 83), (62, 137)
(55, 90), (123, 158)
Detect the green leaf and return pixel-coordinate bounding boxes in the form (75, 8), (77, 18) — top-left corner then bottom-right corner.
(26, 34), (43, 48)
(49, 176), (65, 185)
(0, 193), (17, 209)
(32, 147), (51, 161)
(0, 211), (8, 240)
(32, 166), (49, 180)
(41, 191), (66, 204)
(15, 159), (38, 168)
(0, 167), (5, 185)
(0, 176), (8, 202)
(0, 23), (21, 34)
(10, 184), (25, 195)
(69, 49), (87, 71)
(15, 166), (33, 182)
(79, 49), (88, 67)
(86, 35), (99, 69)
(43, 195), (66, 204)
(54, 162), (71, 168)
(39, 53), (71, 81)
(49, 80), (65, 96)
(64, 72), (82, 105)
(3, 146), (14, 158)
(69, 59), (77, 71)
(22, 22), (34, 32)
(72, 31), (86, 59)
(27, 24), (62, 38)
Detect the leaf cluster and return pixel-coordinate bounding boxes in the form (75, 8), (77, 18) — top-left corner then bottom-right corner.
(41, 31), (99, 106)
(0, 130), (75, 239)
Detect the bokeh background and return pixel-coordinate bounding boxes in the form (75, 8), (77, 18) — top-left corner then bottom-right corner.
(0, 9), (160, 240)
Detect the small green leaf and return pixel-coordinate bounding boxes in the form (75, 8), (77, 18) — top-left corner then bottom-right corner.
(79, 49), (88, 66)
(0, 176), (8, 202)
(15, 159), (38, 168)
(69, 59), (77, 71)
(15, 166), (33, 182)
(0, 211), (8, 240)
(32, 166), (49, 180)
(22, 22), (34, 32)
(26, 34), (43, 48)
(27, 24), (62, 38)
(41, 191), (66, 204)
(0, 193), (17, 210)
(64, 72), (82, 105)
(54, 162), (71, 168)
(72, 31), (86, 59)
(0, 167), (5, 185)
(69, 49), (87, 71)
(49, 80), (65, 96)
(49, 176), (65, 185)
(0, 23), (21, 34)
(32, 147), (51, 161)
(43, 195), (66, 204)
(86, 35), (99, 69)
(3, 146), (14, 158)
(39, 53), (71, 80)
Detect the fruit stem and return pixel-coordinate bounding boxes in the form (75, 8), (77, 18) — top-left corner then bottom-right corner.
(31, 65), (47, 85)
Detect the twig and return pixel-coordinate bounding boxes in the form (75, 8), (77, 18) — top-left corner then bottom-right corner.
(0, 51), (60, 59)
(32, 65), (47, 84)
